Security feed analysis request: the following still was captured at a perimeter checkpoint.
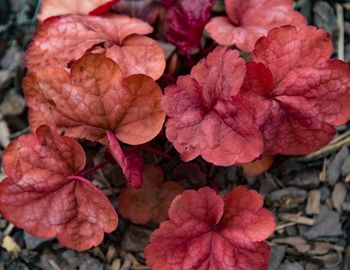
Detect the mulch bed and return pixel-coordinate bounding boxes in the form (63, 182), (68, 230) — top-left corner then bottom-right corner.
(0, 0), (349, 269)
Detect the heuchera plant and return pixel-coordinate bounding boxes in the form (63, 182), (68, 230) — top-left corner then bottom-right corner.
(0, 0), (349, 269)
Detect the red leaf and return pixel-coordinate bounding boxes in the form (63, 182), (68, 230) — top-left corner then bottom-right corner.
(205, 0), (306, 52)
(241, 26), (350, 155)
(0, 125), (118, 251)
(118, 165), (184, 224)
(37, 0), (118, 22)
(164, 0), (215, 54)
(145, 186), (275, 270)
(162, 47), (263, 166)
(26, 14), (165, 80)
(107, 131), (143, 189)
(23, 53), (165, 145)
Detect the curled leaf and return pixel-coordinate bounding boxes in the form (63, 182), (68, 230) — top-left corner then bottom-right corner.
(26, 14), (165, 80)
(241, 26), (350, 155)
(164, 0), (215, 54)
(23, 53), (165, 145)
(145, 186), (275, 270)
(37, 0), (118, 22)
(162, 47), (263, 166)
(118, 165), (184, 224)
(107, 131), (144, 189)
(0, 125), (118, 251)
(205, 0), (306, 51)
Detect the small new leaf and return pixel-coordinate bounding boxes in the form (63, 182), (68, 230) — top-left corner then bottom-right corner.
(118, 165), (184, 224)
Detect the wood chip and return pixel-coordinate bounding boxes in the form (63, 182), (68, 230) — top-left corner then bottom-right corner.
(327, 145), (348, 185)
(269, 245), (287, 270)
(0, 89), (25, 116)
(272, 237), (311, 253)
(48, 259), (61, 270)
(106, 245), (118, 264)
(306, 190), (321, 215)
(279, 213), (315, 226)
(342, 202), (350, 212)
(1, 236), (21, 258)
(110, 259), (121, 270)
(0, 119), (10, 147)
(332, 182), (347, 212)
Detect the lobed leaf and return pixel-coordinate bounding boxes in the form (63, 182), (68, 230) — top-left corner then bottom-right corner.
(118, 165), (184, 224)
(241, 26), (350, 155)
(23, 53), (165, 145)
(37, 0), (118, 22)
(205, 0), (306, 52)
(26, 14), (165, 80)
(0, 125), (118, 250)
(162, 47), (263, 166)
(145, 186), (275, 270)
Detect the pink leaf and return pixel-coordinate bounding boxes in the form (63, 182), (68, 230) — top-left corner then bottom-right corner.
(26, 14), (165, 80)
(241, 26), (350, 155)
(162, 47), (263, 165)
(205, 0), (306, 51)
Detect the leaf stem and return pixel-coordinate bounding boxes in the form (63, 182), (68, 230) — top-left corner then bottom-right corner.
(134, 144), (172, 160)
(79, 159), (110, 177)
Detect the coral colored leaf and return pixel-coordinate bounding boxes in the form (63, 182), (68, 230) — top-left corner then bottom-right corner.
(23, 53), (165, 145)
(164, 0), (214, 54)
(145, 186), (275, 270)
(118, 165), (184, 224)
(241, 155), (275, 177)
(205, 0), (306, 52)
(26, 14), (165, 80)
(107, 131), (143, 189)
(0, 125), (118, 251)
(162, 47), (263, 166)
(241, 26), (350, 155)
(37, 0), (118, 22)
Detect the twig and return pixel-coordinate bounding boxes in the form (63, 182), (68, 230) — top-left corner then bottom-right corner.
(299, 134), (350, 161)
(79, 160), (110, 177)
(138, 144), (171, 160)
(48, 260), (61, 270)
(9, 127), (31, 139)
(336, 3), (345, 61)
(4, 223), (14, 236)
(279, 213), (315, 226)
(276, 222), (296, 231)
